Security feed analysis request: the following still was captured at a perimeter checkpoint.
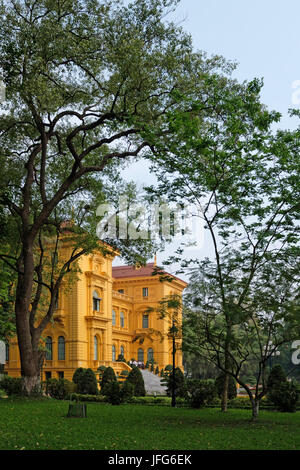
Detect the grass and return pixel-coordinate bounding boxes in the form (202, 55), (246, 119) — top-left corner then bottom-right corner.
(0, 398), (300, 450)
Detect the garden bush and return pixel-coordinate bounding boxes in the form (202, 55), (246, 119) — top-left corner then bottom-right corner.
(71, 393), (107, 403)
(163, 367), (187, 398)
(186, 379), (217, 408)
(104, 381), (122, 405)
(268, 381), (300, 412)
(44, 378), (76, 400)
(72, 368), (98, 395)
(125, 366), (146, 396)
(0, 375), (23, 396)
(100, 366), (117, 393)
(120, 380), (134, 402)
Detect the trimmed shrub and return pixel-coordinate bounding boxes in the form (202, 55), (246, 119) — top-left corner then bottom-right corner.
(45, 378), (76, 400)
(72, 368), (98, 395)
(100, 366), (117, 393)
(72, 393), (107, 403)
(155, 366), (159, 375)
(0, 376), (23, 396)
(186, 379), (217, 408)
(125, 366), (146, 396)
(268, 381), (300, 412)
(215, 373), (237, 400)
(104, 381), (122, 405)
(163, 367), (187, 398)
(120, 380), (134, 402)
(72, 367), (85, 386)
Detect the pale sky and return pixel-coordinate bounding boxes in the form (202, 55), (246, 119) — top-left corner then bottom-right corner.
(116, 0), (300, 277)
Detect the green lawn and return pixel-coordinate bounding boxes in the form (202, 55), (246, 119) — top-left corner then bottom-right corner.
(0, 398), (300, 450)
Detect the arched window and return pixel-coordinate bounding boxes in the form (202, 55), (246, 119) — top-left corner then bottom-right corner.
(93, 290), (101, 311)
(112, 310), (116, 326)
(147, 348), (154, 362)
(112, 345), (116, 361)
(58, 336), (65, 360)
(120, 311), (125, 328)
(94, 336), (98, 360)
(138, 348), (144, 362)
(142, 314), (149, 328)
(120, 345), (124, 357)
(45, 336), (53, 360)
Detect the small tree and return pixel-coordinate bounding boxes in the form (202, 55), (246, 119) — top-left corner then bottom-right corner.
(72, 368), (86, 389)
(104, 381), (122, 405)
(100, 366), (117, 393)
(72, 368), (98, 395)
(126, 366), (146, 396)
(163, 367), (186, 398)
(120, 380), (134, 403)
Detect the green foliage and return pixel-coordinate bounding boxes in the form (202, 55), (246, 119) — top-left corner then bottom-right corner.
(267, 364), (287, 393)
(0, 376), (22, 396)
(0, 263), (16, 341)
(268, 381), (300, 412)
(44, 378), (76, 400)
(120, 370), (129, 377)
(72, 368), (98, 395)
(103, 381), (122, 405)
(125, 366), (146, 397)
(120, 381), (134, 403)
(100, 366), (117, 393)
(71, 393), (107, 403)
(162, 367), (187, 398)
(102, 379), (134, 405)
(215, 373), (237, 400)
(186, 379), (217, 408)
(72, 368), (85, 386)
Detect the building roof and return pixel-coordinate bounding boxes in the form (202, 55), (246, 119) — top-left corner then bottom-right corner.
(112, 263), (187, 286)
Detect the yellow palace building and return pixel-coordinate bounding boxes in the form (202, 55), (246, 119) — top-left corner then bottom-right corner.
(5, 246), (187, 382)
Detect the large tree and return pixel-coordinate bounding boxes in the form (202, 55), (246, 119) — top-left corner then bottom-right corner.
(0, 0), (236, 394)
(144, 79), (300, 415)
(183, 249), (300, 420)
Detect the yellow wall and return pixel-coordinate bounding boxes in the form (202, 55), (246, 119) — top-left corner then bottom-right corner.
(5, 248), (186, 382)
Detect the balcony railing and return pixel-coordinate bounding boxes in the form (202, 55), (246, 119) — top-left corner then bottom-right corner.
(112, 290), (133, 302)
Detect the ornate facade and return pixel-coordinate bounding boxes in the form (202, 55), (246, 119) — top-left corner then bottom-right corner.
(5, 246), (187, 381)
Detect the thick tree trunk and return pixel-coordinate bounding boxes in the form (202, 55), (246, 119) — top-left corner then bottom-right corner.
(15, 243), (42, 396)
(251, 399), (260, 421)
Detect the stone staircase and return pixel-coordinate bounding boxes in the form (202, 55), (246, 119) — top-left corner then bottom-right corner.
(140, 369), (167, 395)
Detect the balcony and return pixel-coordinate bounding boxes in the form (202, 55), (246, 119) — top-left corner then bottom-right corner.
(112, 290), (133, 302)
